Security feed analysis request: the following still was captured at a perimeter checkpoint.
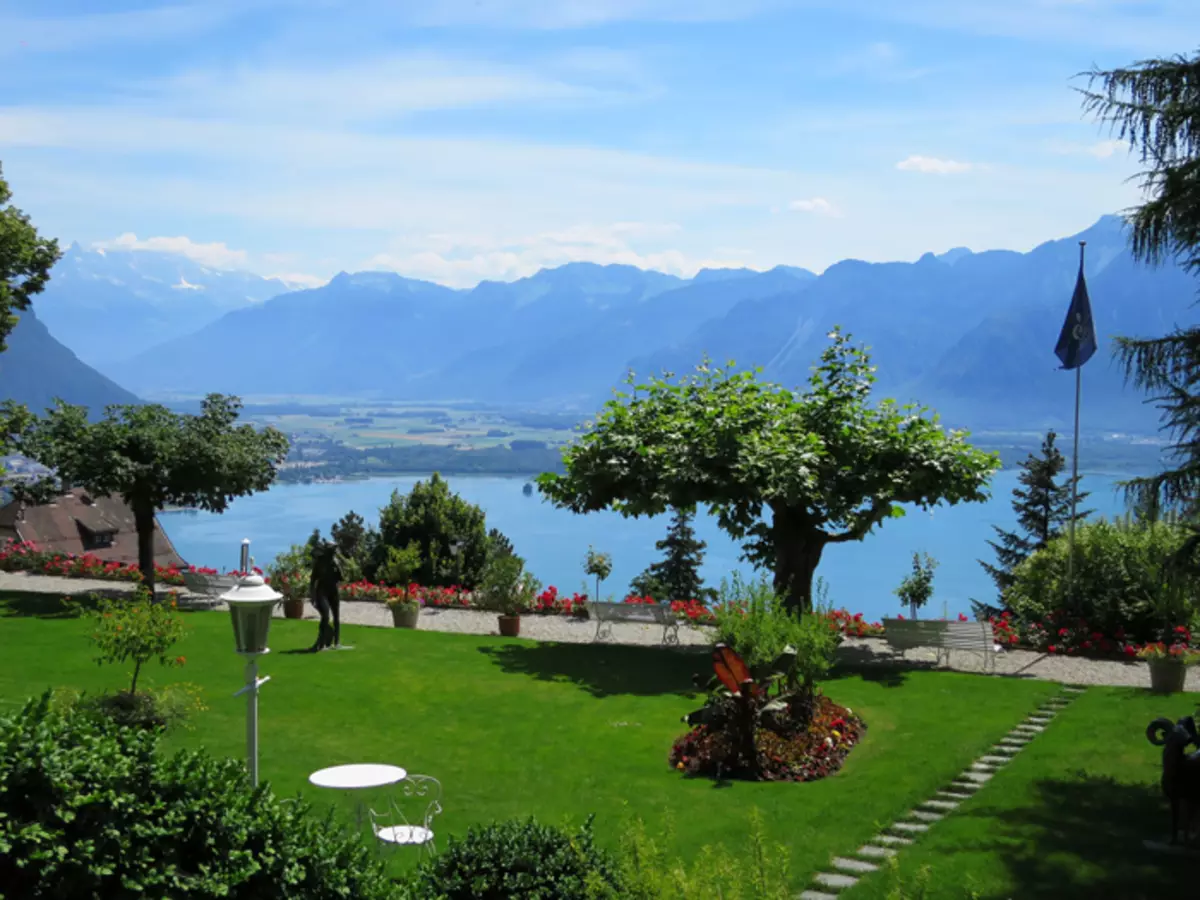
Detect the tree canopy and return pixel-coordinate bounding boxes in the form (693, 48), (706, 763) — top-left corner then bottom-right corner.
(1080, 49), (1200, 577)
(0, 163), (60, 353)
(537, 328), (1001, 612)
(2, 394), (290, 593)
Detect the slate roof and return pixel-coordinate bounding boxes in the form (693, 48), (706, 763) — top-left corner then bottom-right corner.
(0, 487), (186, 569)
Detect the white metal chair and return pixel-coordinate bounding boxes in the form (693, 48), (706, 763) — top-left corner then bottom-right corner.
(368, 774), (442, 859)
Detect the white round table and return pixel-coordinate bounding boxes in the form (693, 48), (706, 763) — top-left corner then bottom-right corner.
(309, 764), (407, 836)
(309, 764), (407, 790)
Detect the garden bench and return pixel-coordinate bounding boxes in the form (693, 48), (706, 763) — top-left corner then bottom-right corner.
(881, 619), (1001, 673)
(587, 601), (680, 645)
(180, 571), (242, 608)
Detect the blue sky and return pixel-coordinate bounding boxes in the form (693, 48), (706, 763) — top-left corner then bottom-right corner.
(0, 0), (1190, 288)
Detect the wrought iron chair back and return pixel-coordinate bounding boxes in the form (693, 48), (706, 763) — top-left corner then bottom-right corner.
(368, 774), (443, 857)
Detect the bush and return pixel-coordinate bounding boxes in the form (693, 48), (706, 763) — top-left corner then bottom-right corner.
(265, 543), (310, 602)
(614, 807), (792, 900)
(84, 590), (188, 696)
(408, 815), (624, 899)
(64, 682), (208, 732)
(894, 552), (938, 618)
(1006, 517), (1200, 642)
(709, 572), (807, 668)
(0, 694), (400, 900)
(373, 473), (490, 589)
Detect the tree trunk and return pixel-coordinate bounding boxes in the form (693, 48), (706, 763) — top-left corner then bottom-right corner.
(772, 507), (827, 616)
(133, 500), (157, 598)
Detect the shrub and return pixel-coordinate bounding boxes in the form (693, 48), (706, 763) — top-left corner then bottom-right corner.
(373, 473), (490, 589)
(1006, 517), (1200, 643)
(408, 815), (624, 899)
(377, 541), (423, 588)
(64, 682), (209, 732)
(84, 589), (188, 696)
(0, 694), (400, 900)
(265, 543), (310, 602)
(614, 807), (792, 900)
(477, 554), (540, 616)
(709, 573), (807, 668)
(894, 552), (938, 618)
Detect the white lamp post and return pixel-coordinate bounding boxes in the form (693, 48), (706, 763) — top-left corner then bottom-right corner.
(220, 539), (282, 787)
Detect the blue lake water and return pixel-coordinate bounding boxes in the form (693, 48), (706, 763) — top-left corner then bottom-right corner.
(160, 470), (1136, 623)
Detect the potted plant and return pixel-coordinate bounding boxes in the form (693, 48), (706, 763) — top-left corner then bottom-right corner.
(479, 554), (539, 637)
(387, 592), (421, 629)
(378, 542), (423, 629)
(265, 544), (310, 620)
(1138, 637), (1200, 694)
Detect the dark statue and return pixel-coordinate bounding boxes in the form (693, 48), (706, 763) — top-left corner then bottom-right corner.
(309, 538), (343, 651)
(1147, 715), (1200, 845)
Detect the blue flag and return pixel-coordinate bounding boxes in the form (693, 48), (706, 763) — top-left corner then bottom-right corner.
(1054, 261), (1097, 370)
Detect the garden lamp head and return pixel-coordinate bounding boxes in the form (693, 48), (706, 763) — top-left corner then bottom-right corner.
(221, 574), (282, 657)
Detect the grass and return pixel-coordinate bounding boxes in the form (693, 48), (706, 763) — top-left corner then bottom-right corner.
(845, 686), (1199, 898)
(0, 592), (1058, 887)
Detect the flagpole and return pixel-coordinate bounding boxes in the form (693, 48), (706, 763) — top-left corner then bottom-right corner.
(1067, 241), (1085, 596)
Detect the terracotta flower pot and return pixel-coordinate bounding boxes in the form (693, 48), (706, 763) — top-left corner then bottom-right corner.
(390, 605), (420, 629)
(282, 597), (306, 620)
(1148, 658), (1188, 694)
(498, 615), (521, 637)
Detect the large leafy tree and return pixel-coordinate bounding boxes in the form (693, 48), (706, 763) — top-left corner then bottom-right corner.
(537, 329), (1001, 614)
(1080, 51), (1200, 572)
(2, 395), (290, 594)
(0, 162), (60, 354)
(979, 430), (1092, 600)
(372, 472), (489, 588)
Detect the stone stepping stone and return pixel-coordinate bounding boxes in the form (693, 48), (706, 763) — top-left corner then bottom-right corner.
(814, 872), (859, 890)
(1063, 685), (1086, 693)
(890, 821), (930, 834)
(1014, 724), (1044, 733)
(1028, 716), (1054, 725)
(923, 798), (960, 811)
(971, 761), (1000, 772)
(937, 790), (974, 801)
(857, 844), (898, 858)
(978, 755), (1011, 765)
(960, 771), (993, 784)
(798, 892), (839, 900)
(951, 779), (982, 791)
(992, 745), (1021, 755)
(909, 809), (944, 822)
(998, 739), (1028, 748)
(875, 834), (914, 846)
(832, 857), (878, 874)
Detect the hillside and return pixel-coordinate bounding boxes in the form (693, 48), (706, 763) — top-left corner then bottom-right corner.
(0, 310), (140, 414)
(86, 217), (1198, 433)
(31, 243), (294, 367)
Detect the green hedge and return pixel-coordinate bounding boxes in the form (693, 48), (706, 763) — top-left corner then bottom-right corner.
(0, 693), (402, 900)
(1006, 518), (1199, 642)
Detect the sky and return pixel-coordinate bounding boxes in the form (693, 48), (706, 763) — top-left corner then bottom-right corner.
(0, 0), (1191, 289)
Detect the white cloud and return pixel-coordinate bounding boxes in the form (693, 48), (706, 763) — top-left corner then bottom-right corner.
(363, 222), (749, 287)
(91, 233), (249, 269)
(1048, 138), (1128, 159)
(788, 197), (841, 217)
(826, 41), (934, 82)
(895, 155), (976, 175)
(406, 0), (782, 29)
(267, 272), (330, 290)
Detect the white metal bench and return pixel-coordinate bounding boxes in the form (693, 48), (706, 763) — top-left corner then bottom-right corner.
(180, 571), (242, 608)
(881, 619), (1001, 672)
(587, 601), (680, 645)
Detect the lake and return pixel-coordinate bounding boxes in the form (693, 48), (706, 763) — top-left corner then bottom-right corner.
(159, 470), (1139, 623)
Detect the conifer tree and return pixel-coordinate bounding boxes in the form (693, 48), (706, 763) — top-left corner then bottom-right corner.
(979, 430), (1092, 599)
(636, 505), (709, 602)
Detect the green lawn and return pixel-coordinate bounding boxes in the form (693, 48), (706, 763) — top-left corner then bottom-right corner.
(846, 686), (1199, 898)
(0, 594), (1060, 888)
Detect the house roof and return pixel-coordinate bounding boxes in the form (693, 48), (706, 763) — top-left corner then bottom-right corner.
(0, 487), (187, 569)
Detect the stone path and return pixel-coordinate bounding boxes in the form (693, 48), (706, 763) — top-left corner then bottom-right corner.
(796, 685), (1086, 899)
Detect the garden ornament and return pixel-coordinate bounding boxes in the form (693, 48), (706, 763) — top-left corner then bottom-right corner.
(1146, 715), (1200, 845)
(309, 539), (343, 651)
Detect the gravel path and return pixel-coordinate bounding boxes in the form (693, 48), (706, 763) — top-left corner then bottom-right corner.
(3, 571), (1197, 691)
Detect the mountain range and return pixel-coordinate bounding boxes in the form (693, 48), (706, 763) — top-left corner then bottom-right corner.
(12, 218), (1200, 433)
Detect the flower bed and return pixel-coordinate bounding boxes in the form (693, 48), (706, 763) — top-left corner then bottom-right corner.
(669, 693), (866, 783)
(985, 608), (1195, 661)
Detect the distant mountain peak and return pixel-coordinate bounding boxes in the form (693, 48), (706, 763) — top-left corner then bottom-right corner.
(937, 247), (972, 265)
